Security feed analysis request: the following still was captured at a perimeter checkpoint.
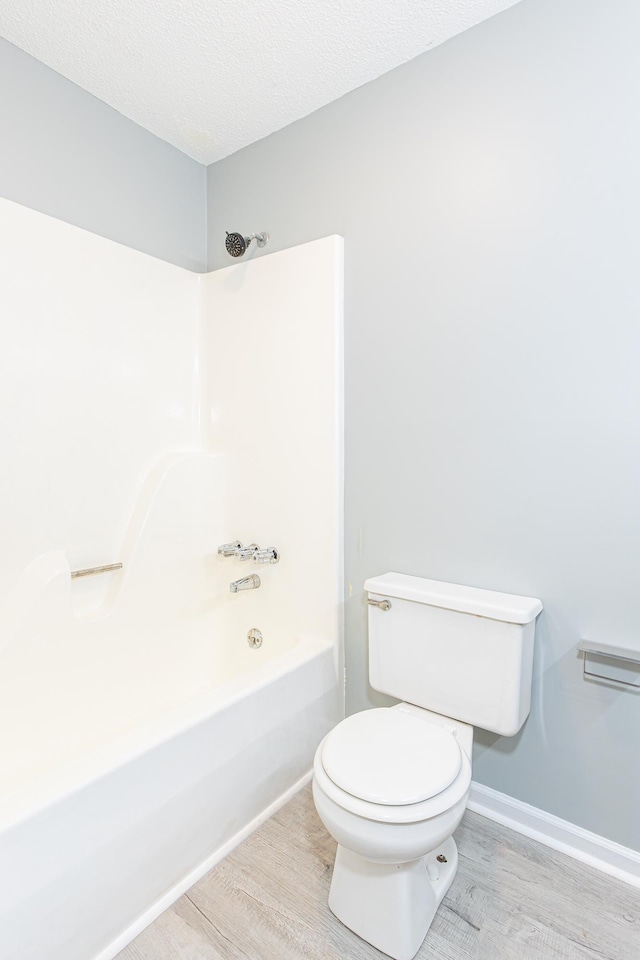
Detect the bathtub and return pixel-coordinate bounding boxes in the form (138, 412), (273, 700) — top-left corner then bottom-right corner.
(0, 446), (343, 958)
(0, 451), (345, 959)
(0, 631), (341, 960)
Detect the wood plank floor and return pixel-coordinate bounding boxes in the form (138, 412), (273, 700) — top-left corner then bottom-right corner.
(117, 785), (639, 960)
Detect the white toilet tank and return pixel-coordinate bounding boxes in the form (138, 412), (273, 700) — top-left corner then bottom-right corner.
(365, 573), (543, 737)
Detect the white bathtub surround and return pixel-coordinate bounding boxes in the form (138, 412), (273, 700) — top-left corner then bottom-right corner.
(202, 236), (344, 658)
(0, 198), (344, 960)
(0, 454), (331, 798)
(0, 197), (200, 611)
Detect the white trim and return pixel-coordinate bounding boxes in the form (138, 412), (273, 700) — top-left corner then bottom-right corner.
(468, 781), (640, 889)
(93, 770), (313, 960)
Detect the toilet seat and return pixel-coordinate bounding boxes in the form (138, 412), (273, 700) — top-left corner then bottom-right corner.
(314, 716), (472, 825)
(321, 708), (462, 806)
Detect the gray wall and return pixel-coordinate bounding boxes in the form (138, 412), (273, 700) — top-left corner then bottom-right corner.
(207, 0), (640, 851)
(0, 38), (206, 271)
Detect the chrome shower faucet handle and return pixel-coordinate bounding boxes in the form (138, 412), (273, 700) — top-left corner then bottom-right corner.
(219, 542), (281, 564)
(218, 540), (243, 558)
(235, 544), (260, 561)
(253, 547), (280, 564)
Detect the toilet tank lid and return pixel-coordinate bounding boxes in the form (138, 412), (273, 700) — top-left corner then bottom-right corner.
(365, 572), (542, 624)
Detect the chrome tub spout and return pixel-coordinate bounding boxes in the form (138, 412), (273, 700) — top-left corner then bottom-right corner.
(230, 574), (261, 593)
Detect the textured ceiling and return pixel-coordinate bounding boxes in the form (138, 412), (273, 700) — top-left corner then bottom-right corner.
(1, 0), (521, 164)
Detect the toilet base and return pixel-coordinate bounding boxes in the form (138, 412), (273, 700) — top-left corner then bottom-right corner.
(328, 836), (458, 960)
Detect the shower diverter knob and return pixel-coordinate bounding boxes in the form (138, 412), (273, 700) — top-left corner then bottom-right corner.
(253, 547), (280, 564)
(235, 544), (260, 561)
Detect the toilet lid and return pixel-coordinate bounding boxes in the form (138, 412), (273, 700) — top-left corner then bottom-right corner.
(321, 709), (462, 805)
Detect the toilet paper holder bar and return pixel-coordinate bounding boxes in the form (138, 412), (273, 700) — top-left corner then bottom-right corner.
(577, 640), (640, 688)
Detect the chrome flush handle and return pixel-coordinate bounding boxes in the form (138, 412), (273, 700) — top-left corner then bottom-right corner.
(367, 598), (392, 611)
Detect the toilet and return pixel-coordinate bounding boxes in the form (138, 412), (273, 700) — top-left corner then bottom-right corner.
(312, 572), (542, 960)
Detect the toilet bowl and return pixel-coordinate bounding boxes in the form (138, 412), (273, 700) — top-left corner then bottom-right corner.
(312, 704), (472, 960)
(311, 572), (542, 960)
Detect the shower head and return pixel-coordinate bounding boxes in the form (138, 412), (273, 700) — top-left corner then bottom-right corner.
(225, 230), (269, 257)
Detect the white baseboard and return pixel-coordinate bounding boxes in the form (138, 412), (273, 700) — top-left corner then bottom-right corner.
(468, 780), (640, 890)
(94, 770), (313, 960)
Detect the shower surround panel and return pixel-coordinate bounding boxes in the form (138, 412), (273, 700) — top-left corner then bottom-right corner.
(0, 197), (343, 960)
(0, 197), (200, 608)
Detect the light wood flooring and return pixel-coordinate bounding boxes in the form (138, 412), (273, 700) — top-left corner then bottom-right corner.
(118, 785), (639, 960)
